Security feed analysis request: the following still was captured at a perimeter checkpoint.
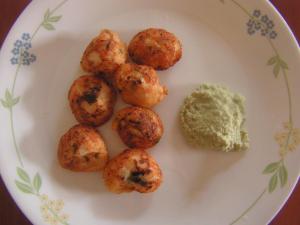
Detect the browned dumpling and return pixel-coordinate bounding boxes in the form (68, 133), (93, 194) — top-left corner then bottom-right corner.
(112, 106), (163, 149)
(58, 124), (108, 172)
(68, 75), (116, 127)
(103, 148), (162, 193)
(81, 29), (127, 74)
(114, 63), (167, 108)
(128, 28), (182, 70)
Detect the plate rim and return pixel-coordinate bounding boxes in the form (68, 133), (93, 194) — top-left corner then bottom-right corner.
(0, 0), (299, 225)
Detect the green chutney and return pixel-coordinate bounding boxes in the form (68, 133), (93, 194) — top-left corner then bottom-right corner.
(180, 84), (249, 152)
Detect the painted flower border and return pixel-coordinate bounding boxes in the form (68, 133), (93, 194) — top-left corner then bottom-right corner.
(1, 1), (70, 225)
(1, 0), (300, 225)
(219, 0), (300, 224)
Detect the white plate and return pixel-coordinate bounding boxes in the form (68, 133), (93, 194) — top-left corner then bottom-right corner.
(0, 0), (300, 225)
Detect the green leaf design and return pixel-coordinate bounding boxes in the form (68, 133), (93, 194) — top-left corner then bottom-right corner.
(268, 173), (278, 193)
(44, 9), (50, 20)
(1, 89), (20, 108)
(5, 89), (12, 101)
(279, 58), (289, 70)
(17, 167), (30, 183)
(42, 23), (55, 30)
(267, 55), (289, 78)
(263, 162), (280, 174)
(15, 180), (34, 194)
(13, 96), (20, 105)
(267, 56), (277, 65)
(279, 164), (288, 187)
(273, 63), (280, 77)
(1, 99), (9, 108)
(33, 173), (42, 193)
(48, 15), (62, 22)
(42, 9), (62, 31)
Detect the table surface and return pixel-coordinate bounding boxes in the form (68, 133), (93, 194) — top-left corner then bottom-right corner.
(0, 0), (299, 225)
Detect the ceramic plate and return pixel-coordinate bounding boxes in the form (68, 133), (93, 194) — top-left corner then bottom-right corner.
(0, 0), (300, 225)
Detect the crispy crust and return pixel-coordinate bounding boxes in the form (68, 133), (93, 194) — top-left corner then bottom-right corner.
(58, 124), (109, 172)
(103, 148), (162, 193)
(81, 29), (127, 74)
(68, 75), (117, 127)
(112, 106), (163, 149)
(114, 63), (168, 108)
(128, 28), (182, 70)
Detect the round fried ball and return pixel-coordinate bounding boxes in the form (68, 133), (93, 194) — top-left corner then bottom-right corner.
(81, 29), (127, 74)
(115, 63), (167, 108)
(112, 106), (163, 148)
(68, 75), (116, 127)
(58, 124), (108, 172)
(128, 28), (182, 70)
(103, 148), (162, 193)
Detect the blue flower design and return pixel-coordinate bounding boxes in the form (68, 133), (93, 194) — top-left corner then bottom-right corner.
(269, 31), (278, 39)
(22, 58), (30, 66)
(23, 42), (32, 50)
(253, 10), (261, 18)
(261, 28), (269, 36)
(21, 51), (29, 58)
(267, 21), (274, 29)
(29, 54), (36, 62)
(247, 10), (277, 40)
(22, 33), (31, 41)
(247, 19), (255, 27)
(14, 40), (22, 48)
(10, 33), (37, 66)
(19, 50), (36, 65)
(254, 22), (261, 30)
(11, 48), (20, 55)
(261, 15), (269, 23)
(10, 57), (19, 65)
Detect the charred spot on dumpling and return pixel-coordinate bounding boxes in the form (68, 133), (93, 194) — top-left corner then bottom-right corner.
(127, 169), (153, 188)
(82, 86), (101, 104)
(102, 149), (162, 193)
(68, 75), (116, 127)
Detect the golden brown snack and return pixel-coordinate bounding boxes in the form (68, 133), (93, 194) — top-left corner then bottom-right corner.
(112, 106), (163, 148)
(68, 75), (116, 127)
(114, 63), (167, 108)
(103, 149), (162, 193)
(81, 29), (127, 74)
(128, 28), (182, 70)
(58, 124), (108, 172)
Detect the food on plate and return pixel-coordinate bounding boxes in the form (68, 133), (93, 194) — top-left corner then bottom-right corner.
(180, 84), (249, 152)
(103, 148), (162, 193)
(81, 29), (127, 74)
(114, 63), (168, 108)
(68, 75), (116, 127)
(112, 106), (163, 148)
(128, 28), (182, 70)
(57, 27), (179, 194)
(58, 124), (109, 172)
